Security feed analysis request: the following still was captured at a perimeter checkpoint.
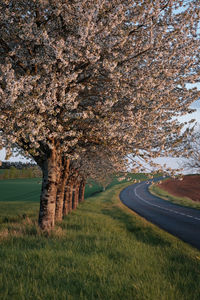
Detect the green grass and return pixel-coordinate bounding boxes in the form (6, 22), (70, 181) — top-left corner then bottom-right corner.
(84, 180), (103, 198)
(0, 173), (147, 203)
(149, 183), (200, 210)
(0, 178), (200, 299)
(0, 177), (105, 203)
(0, 178), (42, 202)
(85, 172), (148, 196)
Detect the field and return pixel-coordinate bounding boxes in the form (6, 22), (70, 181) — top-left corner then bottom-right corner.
(0, 176), (200, 299)
(149, 175), (200, 209)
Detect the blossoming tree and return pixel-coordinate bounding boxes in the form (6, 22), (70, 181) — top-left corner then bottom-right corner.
(61, 146), (126, 218)
(180, 126), (200, 173)
(0, 0), (200, 230)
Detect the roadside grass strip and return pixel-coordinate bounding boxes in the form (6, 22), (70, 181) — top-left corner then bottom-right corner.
(0, 181), (200, 299)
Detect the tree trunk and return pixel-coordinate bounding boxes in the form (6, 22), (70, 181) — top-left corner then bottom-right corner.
(72, 185), (76, 210)
(38, 146), (60, 231)
(73, 182), (80, 209)
(68, 183), (73, 213)
(79, 180), (86, 203)
(63, 185), (69, 217)
(63, 183), (73, 216)
(55, 159), (70, 222)
(63, 182), (73, 215)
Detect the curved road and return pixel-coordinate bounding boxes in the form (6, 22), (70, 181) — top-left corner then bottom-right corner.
(120, 179), (200, 250)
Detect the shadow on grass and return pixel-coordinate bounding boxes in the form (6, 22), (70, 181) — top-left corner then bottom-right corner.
(101, 206), (171, 247)
(84, 189), (103, 199)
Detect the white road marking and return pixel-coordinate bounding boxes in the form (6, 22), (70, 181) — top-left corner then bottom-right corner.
(134, 182), (200, 222)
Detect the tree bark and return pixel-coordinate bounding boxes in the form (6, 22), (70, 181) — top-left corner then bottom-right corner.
(63, 182), (73, 215)
(79, 179), (86, 203)
(63, 185), (69, 217)
(55, 159), (70, 222)
(63, 183), (73, 216)
(73, 182), (80, 210)
(68, 183), (73, 213)
(38, 145), (60, 231)
(72, 185), (76, 210)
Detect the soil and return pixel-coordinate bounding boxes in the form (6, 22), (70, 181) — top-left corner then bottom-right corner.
(158, 175), (200, 202)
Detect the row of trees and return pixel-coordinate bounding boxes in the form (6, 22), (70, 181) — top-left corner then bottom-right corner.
(1, 0), (200, 230)
(38, 149), (126, 229)
(0, 165), (41, 179)
(0, 161), (36, 169)
(47, 160), (86, 227)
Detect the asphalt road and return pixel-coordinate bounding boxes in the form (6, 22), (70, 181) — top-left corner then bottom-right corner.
(120, 179), (200, 250)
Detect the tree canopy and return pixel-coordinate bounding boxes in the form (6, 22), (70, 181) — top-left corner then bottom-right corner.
(0, 0), (200, 230)
(181, 126), (200, 173)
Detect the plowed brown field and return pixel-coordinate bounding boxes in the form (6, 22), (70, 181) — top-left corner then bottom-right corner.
(158, 175), (200, 202)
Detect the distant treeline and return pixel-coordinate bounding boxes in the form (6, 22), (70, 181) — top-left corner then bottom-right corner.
(0, 162), (42, 179)
(0, 161), (36, 170)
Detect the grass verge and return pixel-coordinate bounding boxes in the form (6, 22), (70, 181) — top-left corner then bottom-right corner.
(0, 181), (200, 299)
(149, 183), (200, 210)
